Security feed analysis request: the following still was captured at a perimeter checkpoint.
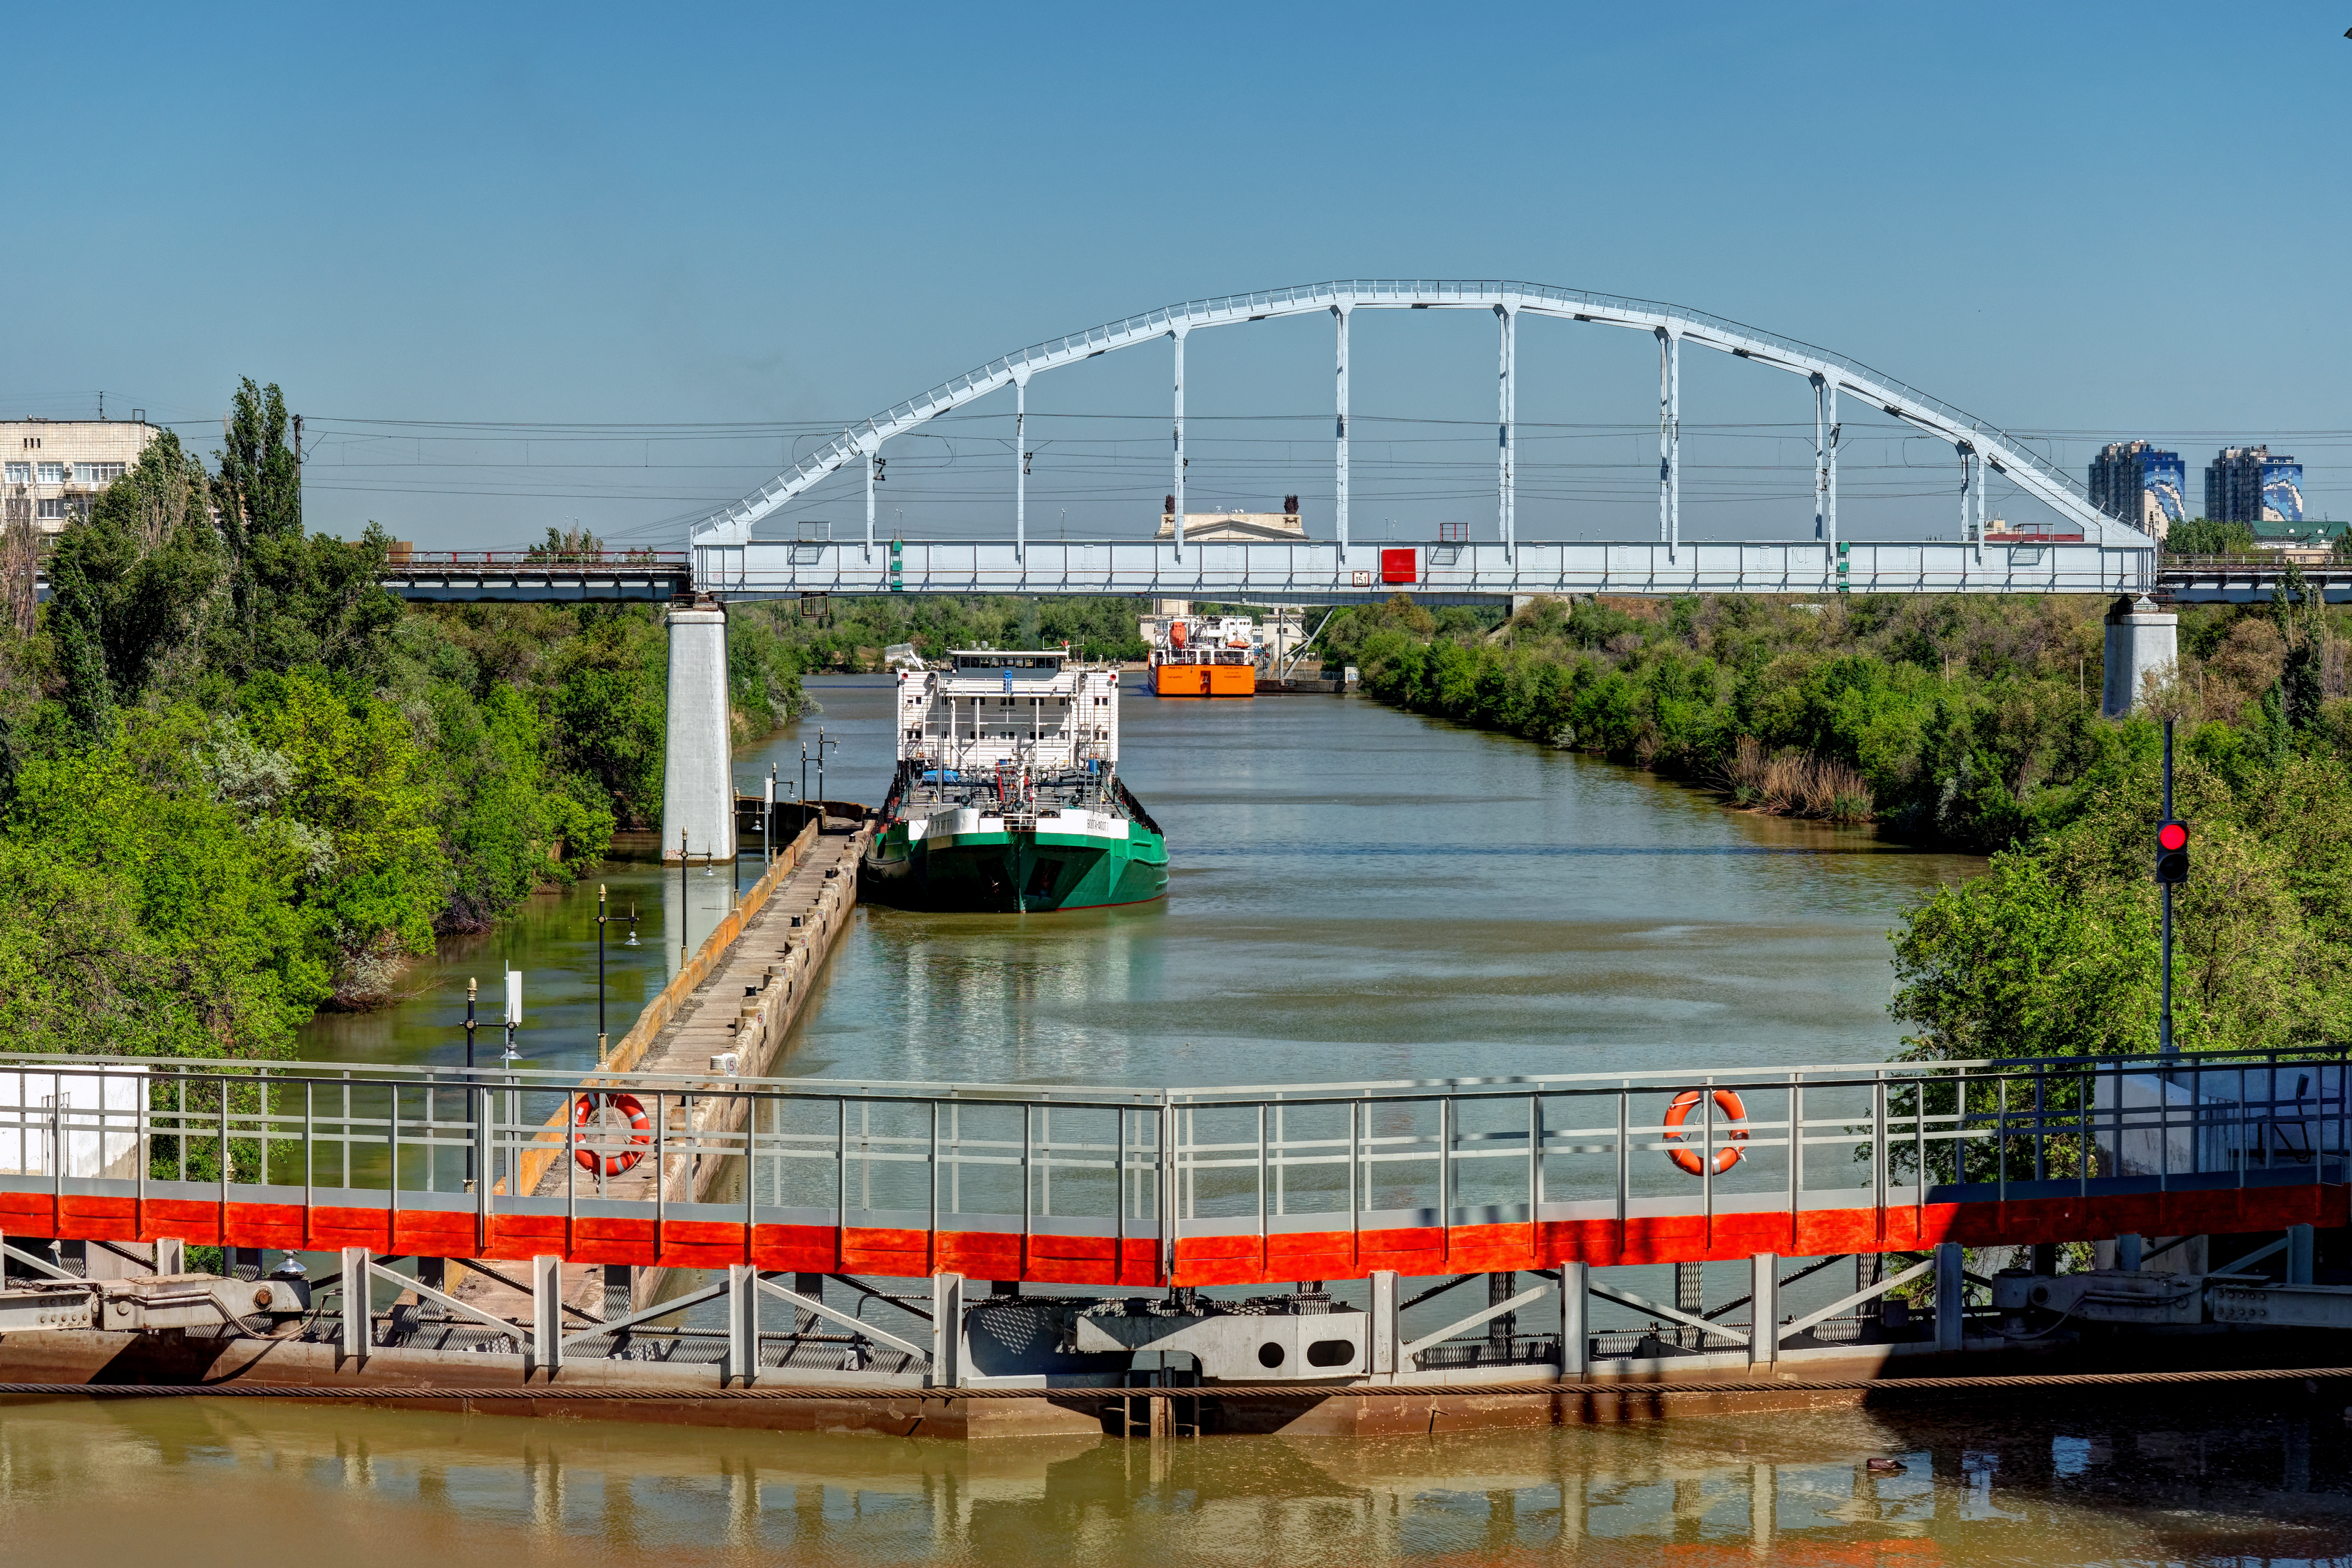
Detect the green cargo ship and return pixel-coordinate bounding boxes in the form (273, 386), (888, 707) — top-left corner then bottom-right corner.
(861, 649), (1168, 914)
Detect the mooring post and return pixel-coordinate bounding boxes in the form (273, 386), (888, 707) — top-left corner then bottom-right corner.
(726, 1263), (758, 1386)
(1368, 1269), (1399, 1376)
(1557, 1261), (1589, 1380)
(930, 1272), (964, 1388)
(1748, 1253), (1779, 1370)
(340, 1247), (371, 1363)
(532, 1254), (562, 1377)
(1933, 1241), (1964, 1354)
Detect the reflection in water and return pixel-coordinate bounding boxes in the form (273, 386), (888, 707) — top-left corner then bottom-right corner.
(4, 1396), (2348, 1566)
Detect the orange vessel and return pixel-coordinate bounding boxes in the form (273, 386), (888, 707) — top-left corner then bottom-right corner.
(1147, 614), (1259, 698)
(1152, 661), (1256, 697)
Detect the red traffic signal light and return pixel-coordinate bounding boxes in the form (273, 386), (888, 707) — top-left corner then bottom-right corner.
(2155, 818), (2190, 883)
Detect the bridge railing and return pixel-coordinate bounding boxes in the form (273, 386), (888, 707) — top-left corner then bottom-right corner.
(383, 550), (688, 572)
(0, 1048), (2339, 1276)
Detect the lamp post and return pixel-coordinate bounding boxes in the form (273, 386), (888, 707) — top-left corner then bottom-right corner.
(679, 829), (691, 963)
(595, 883), (609, 1063)
(817, 726), (837, 820)
(463, 976), (478, 1188)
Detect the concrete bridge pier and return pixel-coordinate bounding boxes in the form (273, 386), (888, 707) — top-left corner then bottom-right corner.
(2102, 594), (2177, 718)
(661, 597), (736, 862)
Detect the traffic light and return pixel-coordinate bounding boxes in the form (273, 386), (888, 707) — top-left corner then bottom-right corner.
(2155, 818), (2190, 884)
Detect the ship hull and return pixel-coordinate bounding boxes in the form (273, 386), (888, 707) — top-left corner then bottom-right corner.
(1152, 662), (1254, 698)
(862, 820), (1168, 913)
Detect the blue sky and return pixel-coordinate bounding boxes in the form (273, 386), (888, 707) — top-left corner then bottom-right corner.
(11, 1), (2348, 547)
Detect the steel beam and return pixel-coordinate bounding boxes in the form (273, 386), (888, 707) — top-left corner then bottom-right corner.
(1497, 304), (1515, 558)
(1815, 376), (1839, 547)
(1013, 371), (1028, 565)
(1656, 329), (1678, 556)
(1333, 306), (1351, 559)
(694, 537), (2152, 600)
(1170, 331), (1185, 559)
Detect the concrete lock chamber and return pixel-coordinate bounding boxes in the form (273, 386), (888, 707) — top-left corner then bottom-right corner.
(2101, 594), (2177, 718)
(661, 597), (736, 862)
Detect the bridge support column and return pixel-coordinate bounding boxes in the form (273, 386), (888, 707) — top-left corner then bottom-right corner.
(2101, 595), (2177, 718)
(1748, 1253), (1778, 1370)
(1557, 1260), (1587, 1379)
(661, 599), (735, 862)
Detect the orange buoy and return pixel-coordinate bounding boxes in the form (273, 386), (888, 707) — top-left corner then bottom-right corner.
(574, 1091), (652, 1175)
(1661, 1088), (1748, 1176)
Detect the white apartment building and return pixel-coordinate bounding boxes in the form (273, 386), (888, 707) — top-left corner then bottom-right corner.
(2, 418), (161, 534)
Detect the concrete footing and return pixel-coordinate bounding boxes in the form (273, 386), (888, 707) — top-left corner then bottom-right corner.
(661, 598), (735, 862)
(2102, 594), (2178, 718)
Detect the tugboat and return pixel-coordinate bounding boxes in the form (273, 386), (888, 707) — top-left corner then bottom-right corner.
(861, 648), (1169, 912)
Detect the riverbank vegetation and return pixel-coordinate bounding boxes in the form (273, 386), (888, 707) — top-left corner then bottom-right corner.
(758, 594), (1150, 670)
(1325, 582), (2352, 1061)
(0, 381), (805, 1061)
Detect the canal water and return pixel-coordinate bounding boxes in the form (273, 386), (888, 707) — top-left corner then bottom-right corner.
(182, 674), (2351, 1567)
(301, 675), (1978, 1087)
(7, 1393), (2348, 1565)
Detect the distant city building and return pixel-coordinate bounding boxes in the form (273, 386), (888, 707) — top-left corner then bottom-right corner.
(2204, 445), (2304, 525)
(1156, 496), (1305, 543)
(2088, 441), (2187, 537)
(1, 418), (160, 535)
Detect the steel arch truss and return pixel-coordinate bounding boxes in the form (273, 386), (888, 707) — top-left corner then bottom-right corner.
(689, 279), (2151, 598)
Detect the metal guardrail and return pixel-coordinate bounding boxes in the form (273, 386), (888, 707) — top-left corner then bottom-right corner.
(382, 551), (689, 569)
(693, 539), (2154, 600)
(0, 1047), (2340, 1282)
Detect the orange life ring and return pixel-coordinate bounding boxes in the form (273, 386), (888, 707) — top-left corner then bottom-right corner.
(574, 1091), (652, 1175)
(1661, 1088), (1748, 1176)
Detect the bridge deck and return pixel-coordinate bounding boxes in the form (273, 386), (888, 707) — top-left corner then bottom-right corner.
(0, 1048), (2338, 1282)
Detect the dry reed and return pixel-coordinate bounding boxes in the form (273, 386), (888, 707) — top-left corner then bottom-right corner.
(1723, 735), (1874, 822)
